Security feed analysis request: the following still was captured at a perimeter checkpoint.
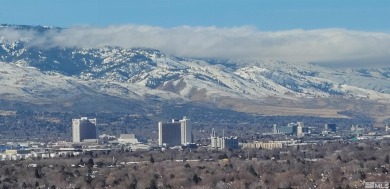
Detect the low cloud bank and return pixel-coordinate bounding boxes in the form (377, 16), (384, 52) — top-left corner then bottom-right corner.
(1, 25), (390, 65)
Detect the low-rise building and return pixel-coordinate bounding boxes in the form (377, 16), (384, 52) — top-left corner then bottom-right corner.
(118, 134), (140, 144)
(242, 141), (284, 150)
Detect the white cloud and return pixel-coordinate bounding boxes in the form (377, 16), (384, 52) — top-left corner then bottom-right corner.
(1, 25), (390, 66)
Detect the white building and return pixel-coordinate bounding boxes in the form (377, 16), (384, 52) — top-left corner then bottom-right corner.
(158, 117), (192, 146)
(211, 137), (239, 150)
(210, 129), (239, 150)
(297, 122), (304, 138)
(118, 134), (140, 144)
(180, 117), (192, 144)
(72, 117), (97, 143)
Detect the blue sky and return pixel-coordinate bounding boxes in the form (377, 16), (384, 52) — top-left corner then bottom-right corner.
(1, 0), (390, 65)
(1, 0), (389, 31)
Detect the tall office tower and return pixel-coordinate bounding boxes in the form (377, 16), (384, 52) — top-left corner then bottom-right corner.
(273, 124), (277, 134)
(210, 128), (218, 149)
(325, 123), (337, 132)
(180, 116), (192, 144)
(297, 122), (304, 138)
(72, 117), (97, 143)
(158, 121), (181, 146)
(158, 117), (192, 147)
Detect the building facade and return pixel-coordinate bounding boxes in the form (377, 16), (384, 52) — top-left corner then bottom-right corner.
(242, 141), (284, 150)
(118, 134), (140, 144)
(158, 117), (192, 147)
(297, 122), (304, 138)
(211, 136), (239, 150)
(273, 122), (305, 136)
(180, 117), (192, 145)
(158, 122), (181, 146)
(72, 117), (97, 143)
(325, 124), (337, 132)
(210, 129), (239, 150)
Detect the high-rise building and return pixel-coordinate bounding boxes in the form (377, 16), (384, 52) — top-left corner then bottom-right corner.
(158, 122), (181, 146)
(72, 117), (97, 143)
(158, 117), (192, 147)
(210, 129), (239, 150)
(297, 122), (304, 138)
(325, 124), (337, 132)
(222, 137), (239, 149)
(211, 136), (239, 150)
(180, 117), (192, 144)
(273, 124), (278, 134)
(275, 123), (297, 135)
(210, 128), (219, 149)
(272, 122), (306, 137)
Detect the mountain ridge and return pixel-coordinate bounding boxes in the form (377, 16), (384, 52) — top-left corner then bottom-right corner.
(1, 25), (390, 124)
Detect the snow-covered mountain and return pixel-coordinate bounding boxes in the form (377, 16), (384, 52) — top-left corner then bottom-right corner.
(1, 24), (390, 122)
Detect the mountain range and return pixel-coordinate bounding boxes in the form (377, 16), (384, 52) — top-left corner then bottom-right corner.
(1, 24), (390, 124)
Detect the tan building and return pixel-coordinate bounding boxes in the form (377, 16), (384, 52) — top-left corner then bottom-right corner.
(5, 149), (17, 155)
(242, 141), (284, 150)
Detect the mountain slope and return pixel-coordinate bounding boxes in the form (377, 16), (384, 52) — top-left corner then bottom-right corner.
(1, 25), (390, 123)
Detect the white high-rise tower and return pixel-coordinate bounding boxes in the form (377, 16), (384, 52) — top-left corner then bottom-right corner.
(72, 117), (97, 143)
(158, 117), (192, 146)
(297, 122), (304, 138)
(180, 116), (192, 145)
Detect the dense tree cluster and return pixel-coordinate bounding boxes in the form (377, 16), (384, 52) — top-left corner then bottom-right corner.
(1, 140), (390, 188)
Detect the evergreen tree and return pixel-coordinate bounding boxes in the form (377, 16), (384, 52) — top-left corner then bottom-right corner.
(149, 179), (157, 189)
(192, 174), (201, 184)
(87, 158), (94, 167)
(150, 155), (155, 164)
(34, 169), (41, 179)
(22, 182), (27, 189)
(247, 165), (258, 176)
